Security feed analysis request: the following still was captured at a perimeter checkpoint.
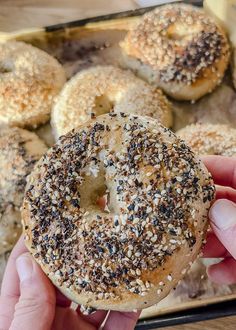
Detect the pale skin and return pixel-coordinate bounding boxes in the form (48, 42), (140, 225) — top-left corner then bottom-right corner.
(0, 155), (236, 330)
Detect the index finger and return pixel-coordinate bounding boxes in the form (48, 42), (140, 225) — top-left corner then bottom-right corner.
(202, 155), (236, 189)
(0, 236), (26, 296)
(0, 236), (27, 329)
(104, 310), (140, 330)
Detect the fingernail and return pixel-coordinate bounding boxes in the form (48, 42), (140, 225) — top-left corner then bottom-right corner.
(16, 253), (33, 282)
(209, 199), (236, 230)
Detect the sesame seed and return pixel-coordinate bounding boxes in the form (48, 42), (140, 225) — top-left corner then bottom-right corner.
(151, 235), (158, 243)
(167, 275), (173, 281)
(136, 269), (141, 276)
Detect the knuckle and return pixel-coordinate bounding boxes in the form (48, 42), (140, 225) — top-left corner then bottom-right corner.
(23, 287), (54, 307)
(14, 294), (54, 318)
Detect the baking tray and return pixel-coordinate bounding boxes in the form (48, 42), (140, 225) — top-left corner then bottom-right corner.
(1, 1), (236, 328)
(136, 299), (236, 329)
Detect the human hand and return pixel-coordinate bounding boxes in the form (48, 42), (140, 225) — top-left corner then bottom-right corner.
(0, 237), (140, 330)
(203, 155), (236, 284)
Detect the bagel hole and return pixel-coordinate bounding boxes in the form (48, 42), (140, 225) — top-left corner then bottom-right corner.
(93, 95), (114, 116)
(166, 24), (201, 41)
(79, 168), (111, 213)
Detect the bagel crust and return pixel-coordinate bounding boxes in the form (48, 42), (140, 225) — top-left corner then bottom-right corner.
(51, 65), (173, 139)
(120, 4), (230, 101)
(177, 123), (236, 156)
(22, 113), (215, 312)
(0, 126), (47, 254)
(0, 41), (66, 128)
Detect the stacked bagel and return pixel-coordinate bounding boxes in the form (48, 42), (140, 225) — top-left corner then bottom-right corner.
(1, 2), (235, 312)
(0, 41), (65, 252)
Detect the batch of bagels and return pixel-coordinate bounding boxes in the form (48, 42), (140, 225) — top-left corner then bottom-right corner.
(0, 2), (235, 314)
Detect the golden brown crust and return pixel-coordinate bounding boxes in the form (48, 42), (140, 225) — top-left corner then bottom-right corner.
(121, 4), (230, 101)
(0, 126), (47, 254)
(22, 113), (215, 311)
(51, 65), (173, 139)
(177, 123), (236, 156)
(0, 41), (66, 128)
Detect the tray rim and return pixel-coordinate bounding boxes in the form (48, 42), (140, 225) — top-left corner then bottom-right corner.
(44, 0), (202, 32)
(0, 1), (202, 42)
(136, 298), (236, 329)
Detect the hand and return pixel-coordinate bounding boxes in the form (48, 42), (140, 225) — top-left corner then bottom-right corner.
(203, 155), (236, 284)
(0, 237), (140, 330)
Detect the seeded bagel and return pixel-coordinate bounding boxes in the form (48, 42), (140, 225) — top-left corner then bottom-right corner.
(0, 41), (66, 128)
(22, 113), (215, 312)
(177, 123), (236, 156)
(120, 4), (230, 101)
(51, 65), (173, 139)
(0, 126), (47, 253)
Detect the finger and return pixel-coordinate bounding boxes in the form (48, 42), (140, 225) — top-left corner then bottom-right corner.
(52, 307), (88, 330)
(215, 186), (236, 203)
(202, 231), (228, 258)
(207, 257), (236, 284)
(103, 310), (140, 330)
(209, 199), (236, 259)
(1, 236), (26, 296)
(9, 253), (56, 330)
(56, 289), (71, 308)
(77, 307), (108, 328)
(202, 155), (236, 189)
(0, 236), (27, 329)
(97, 196), (106, 211)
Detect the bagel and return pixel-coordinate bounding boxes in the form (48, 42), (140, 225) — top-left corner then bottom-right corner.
(0, 126), (47, 254)
(177, 123), (236, 156)
(0, 41), (66, 128)
(120, 4), (230, 101)
(51, 65), (173, 139)
(22, 113), (215, 312)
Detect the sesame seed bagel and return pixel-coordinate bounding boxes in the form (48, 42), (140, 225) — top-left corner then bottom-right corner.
(22, 113), (215, 312)
(177, 123), (236, 156)
(120, 4), (230, 101)
(0, 41), (66, 128)
(0, 126), (47, 254)
(51, 65), (173, 139)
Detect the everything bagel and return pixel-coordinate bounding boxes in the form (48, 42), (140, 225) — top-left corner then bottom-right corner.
(22, 113), (215, 312)
(120, 4), (230, 101)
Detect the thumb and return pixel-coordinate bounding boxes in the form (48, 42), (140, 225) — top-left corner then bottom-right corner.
(209, 199), (236, 259)
(10, 253), (56, 330)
